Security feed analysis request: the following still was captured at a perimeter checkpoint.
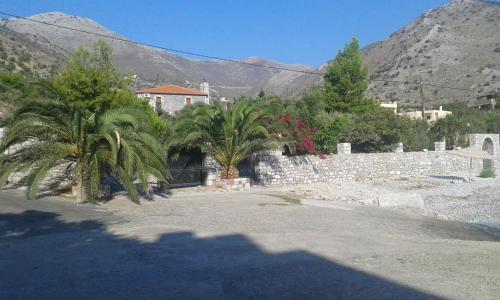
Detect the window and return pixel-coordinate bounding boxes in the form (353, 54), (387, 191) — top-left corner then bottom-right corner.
(155, 96), (162, 113)
(185, 97), (193, 105)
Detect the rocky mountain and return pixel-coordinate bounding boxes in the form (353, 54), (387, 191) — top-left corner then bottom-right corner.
(0, 0), (499, 105)
(363, 0), (500, 108)
(0, 24), (68, 76)
(0, 12), (311, 98)
(0, 25), (69, 118)
(293, 0), (500, 108)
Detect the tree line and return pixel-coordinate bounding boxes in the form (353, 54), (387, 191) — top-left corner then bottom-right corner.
(0, 39), (499, 203)
(236, 38), (500, 153)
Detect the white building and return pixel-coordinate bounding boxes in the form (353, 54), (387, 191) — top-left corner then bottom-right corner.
(380, 102), (398, 114)
(399, 106), (452, 123)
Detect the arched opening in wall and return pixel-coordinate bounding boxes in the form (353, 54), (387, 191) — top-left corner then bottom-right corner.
(482, 137), (494, 170)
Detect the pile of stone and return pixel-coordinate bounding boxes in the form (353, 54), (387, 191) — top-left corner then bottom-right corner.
(281, 176), (500, 227)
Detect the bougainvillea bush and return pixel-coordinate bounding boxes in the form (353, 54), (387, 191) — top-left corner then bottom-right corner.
(274, 113), (318, 155)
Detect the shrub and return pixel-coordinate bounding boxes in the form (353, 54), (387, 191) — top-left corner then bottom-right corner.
(19, 52), (31, 63)
(314, 113), (352, 154)
(479, 168), (496, 178)
(5, 61), (15, 72)
(495, 47), (500, 53)
(276, 113), (317, 155)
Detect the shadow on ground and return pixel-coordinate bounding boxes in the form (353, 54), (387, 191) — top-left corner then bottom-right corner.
(420, 219), (500, 242)
(0, 210), (438, 299)
(429, 175), (468, 181)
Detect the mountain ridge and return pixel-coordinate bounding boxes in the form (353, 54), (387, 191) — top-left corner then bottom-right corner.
(0, 0), (499, 105)
(362, 0), (500, 107)
(0, 11), (312, 98)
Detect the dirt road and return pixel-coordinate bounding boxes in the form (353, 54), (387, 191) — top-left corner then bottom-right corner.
(1, 189), (499, 299)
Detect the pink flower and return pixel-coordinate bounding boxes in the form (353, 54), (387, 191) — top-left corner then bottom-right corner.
(296, 119), (307, 129)
(278, 113), (292, 124)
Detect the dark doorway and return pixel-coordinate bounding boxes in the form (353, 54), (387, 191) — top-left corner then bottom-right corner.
(167, 149), (204, 188)
(482, 137), (494, 170)
(237, 156), (259, 184)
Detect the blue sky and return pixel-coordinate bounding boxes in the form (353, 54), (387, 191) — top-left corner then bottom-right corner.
(0, 0), (450, 66)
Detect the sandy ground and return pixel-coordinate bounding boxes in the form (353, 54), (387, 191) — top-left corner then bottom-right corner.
(1, 187), (500, 299)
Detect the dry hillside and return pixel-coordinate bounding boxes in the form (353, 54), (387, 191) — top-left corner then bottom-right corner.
(0, 12), (311, 98)
(364, 0), (500, 108)
(0, 0), (498, 106)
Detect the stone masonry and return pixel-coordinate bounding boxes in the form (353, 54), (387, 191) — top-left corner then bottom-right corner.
(337, 143), (351, 155)
(255, 148), (486, 186)
(204, 155), (221, 186)
(1, 128), (73, 192)
(201, 135), (500, 187)
(469, 134), (499, 155)
(434, 141), (446, 152)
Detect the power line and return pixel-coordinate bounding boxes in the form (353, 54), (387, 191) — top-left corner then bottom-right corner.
(0, 11), (323, 76)
(0, 11), (479, 93)
(370, 79), (477, 93)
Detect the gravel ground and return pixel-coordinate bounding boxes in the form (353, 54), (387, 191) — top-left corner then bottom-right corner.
(1, 188), (500, 299)
(278, 176), (500, 227)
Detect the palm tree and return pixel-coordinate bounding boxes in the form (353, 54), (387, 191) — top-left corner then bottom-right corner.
(174, 101), (273, 179)
(0, 99), (168, 203)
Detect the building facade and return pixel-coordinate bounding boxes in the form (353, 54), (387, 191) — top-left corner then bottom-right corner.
(136, 82), (210, 115)
(398, 106), (452, 123)
(380, 102), (398, 114)
(473, 91), (497, 111)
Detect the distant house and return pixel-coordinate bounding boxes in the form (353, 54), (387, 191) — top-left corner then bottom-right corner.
(398, 106), (452, 123)
(379, 102), (398, 114)
(136, 82), (210, 115)
(472, 91), (497, 111)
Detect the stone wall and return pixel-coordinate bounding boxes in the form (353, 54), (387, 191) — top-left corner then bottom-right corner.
(255, 149), (484, 186)
(160, 94), (208, 114)
(6, 161), (73, 193)
(204, 155), (221, 186)
(1, 127), (73, 193)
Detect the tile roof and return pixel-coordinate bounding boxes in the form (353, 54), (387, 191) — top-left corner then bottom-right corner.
(137, 85), (207, 96)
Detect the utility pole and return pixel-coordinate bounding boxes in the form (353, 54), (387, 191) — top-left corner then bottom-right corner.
(418, 77), (425, 120)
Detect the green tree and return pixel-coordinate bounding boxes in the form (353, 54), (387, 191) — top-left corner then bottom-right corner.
(0, 41), (170, 202)
(313, 113), (352, 154)
(174, 101), (273, 179)
(431, 103), (500, 149)
(53, 41), (169, 139)
(430, 116), (470, 149)
(340, 108), (401, 153)
(396, 118), (431, 152)
(53, 40), (134, 112)
(294, 86), (325, 128)
(486, 111), (500, 133)
(324, 38), (375, 113)
(0, 98), (168, 203)
(0, 72), (54, 120)
(248, 94), (293, 117)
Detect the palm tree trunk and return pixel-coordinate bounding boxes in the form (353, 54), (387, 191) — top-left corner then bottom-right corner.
(71, 166), (87, 202)
(222, 166), (239, 179)
(71, 168), (79, 198)
(71, 177), (84, 200)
